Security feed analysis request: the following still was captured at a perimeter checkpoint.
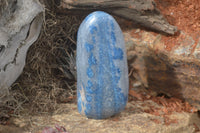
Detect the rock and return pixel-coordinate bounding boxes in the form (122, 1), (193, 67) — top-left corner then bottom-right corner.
(193, 39), (200, 59)
(76, 11), (129, 119)
(9, 103), (200, 133)
(124, 27), (200, 109)
(0, 0), (43, 99)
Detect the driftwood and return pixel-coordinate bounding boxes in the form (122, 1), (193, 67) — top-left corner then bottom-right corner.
(59, 0), (177, 35)
(0, 0), (43, 100)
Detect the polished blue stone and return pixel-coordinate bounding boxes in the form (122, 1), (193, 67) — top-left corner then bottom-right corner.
(76, 11), (129, 119)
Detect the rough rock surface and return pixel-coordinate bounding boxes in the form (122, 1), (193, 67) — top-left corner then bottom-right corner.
(5, 102), (200, 133)
(0, 0), (43, 98)
(123, 24), (200, 109)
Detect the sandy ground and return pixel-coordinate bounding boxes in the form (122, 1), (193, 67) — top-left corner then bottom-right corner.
(0, 99), (199, 133)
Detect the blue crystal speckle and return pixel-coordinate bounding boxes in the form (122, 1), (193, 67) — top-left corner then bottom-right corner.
(86, 67), (94, 78)
(88, 53), (97, 65)
(113, 47), (123, 60)
(85, 43), (94, 52)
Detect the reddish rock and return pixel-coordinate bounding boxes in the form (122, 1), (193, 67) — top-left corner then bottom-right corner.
(122, 0), (200, 109)
(123, 29), (200, 109)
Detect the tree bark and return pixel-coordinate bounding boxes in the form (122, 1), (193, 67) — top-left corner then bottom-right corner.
(59, 0), (177, 35)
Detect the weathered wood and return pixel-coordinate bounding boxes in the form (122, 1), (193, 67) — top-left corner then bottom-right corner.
(59, 0), (177, 35)
(0, 0), (43, 100)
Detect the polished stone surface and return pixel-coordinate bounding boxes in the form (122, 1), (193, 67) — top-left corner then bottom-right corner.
(76, 11), (128, 119)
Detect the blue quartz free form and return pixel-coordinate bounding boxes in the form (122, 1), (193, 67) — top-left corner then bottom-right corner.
(76, 11), (129, 119)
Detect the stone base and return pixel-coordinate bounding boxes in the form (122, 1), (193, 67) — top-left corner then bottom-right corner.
(6, 102), (200, 133)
